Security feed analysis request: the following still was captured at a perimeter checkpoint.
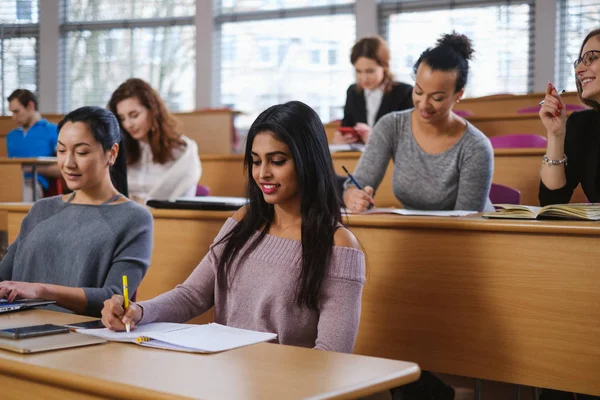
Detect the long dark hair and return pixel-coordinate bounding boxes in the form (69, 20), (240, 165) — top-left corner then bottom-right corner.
(215, 101), (342, 311)
(107, 78), (184, 165)
(58, 106), (128, 196)
(576, 29), (600, 111)
(414, 31), (475, 93)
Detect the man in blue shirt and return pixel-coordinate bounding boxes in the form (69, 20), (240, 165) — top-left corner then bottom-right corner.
(6, 89), (60, 201)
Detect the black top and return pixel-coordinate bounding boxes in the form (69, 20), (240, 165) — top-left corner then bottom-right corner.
(341, 82), (414, 127)
(539, 109), (600, 206)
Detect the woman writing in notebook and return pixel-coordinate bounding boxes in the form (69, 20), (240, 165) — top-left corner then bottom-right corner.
(108, 78), (201, 203)
(343, 32), (494, 212)
(539, 28), (600, 206)
(0, 107), (153, 317)
(102, 101), (366, 353)
(333, 35), (413, 145)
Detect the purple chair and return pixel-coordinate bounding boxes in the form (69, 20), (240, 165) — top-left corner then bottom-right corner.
(489, 134), (547, 149)
(489, 183), (521, 204)
(196, 184), (211, 196)
(517, 104), (586, 114)
(453, 109), (473, 117)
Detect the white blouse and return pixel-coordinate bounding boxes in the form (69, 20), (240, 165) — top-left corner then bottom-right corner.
(364, 86), (384, 127)
(128, 137), (200, 201)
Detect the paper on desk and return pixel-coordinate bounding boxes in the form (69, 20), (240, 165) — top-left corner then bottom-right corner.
(142, 323), (277, 353)
(344, 207), (477, 217)
(77, 322), (185, 342)
(78, 322), (277, 353)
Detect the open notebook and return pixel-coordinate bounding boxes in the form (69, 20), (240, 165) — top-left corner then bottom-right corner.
(483, 203), (600, 221)
(77, 322), (277, 353)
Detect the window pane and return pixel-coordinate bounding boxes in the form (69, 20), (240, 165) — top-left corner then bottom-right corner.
(220, 14), (355, 130)
(65, 0), (195, 22)
(557, 0), (600, 91)
(386, 4), (532, 97)
(219, 0), (353, 13)
(0, 0), (39, 23)
(62, 26), (195, 111)
(0, 37), (38, 112)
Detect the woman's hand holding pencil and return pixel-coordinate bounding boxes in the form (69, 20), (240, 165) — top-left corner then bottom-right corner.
(342, 166), (375, 213)
(101, 294), (143, 332)
(539, 82), (567, 137)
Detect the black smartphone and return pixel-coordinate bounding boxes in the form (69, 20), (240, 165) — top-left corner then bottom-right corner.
(0, 324), (70, 339)
(62, 320), (105, 330)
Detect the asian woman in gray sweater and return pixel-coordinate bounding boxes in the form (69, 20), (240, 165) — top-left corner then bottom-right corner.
(0, 107), (153, 317)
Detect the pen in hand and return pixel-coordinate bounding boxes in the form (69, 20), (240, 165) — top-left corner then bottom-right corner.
(341, 165), (374, 210)
(122, 275), (130, 333)
(539, 89), (565, 105)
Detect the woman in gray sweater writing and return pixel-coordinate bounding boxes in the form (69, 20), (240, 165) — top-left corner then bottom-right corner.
(0, 107), (153, 317)
(344, 32), (494, 213)
(102, 101), (366, 353)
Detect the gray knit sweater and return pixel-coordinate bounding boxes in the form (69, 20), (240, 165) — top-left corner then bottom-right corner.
(0, 196), (153, 316)
(139, 218), (366, 353)
(345, 109), (494, 211)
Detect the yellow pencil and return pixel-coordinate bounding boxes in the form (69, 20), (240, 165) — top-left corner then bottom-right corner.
(122, 275), (130, 333)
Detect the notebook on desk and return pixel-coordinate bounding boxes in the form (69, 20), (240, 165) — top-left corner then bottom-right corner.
(483, 203), (600, 220)
(146, 196), (248, 211)
(78, 322), (277, 353)
(0, 299), (56, 314)
(0, 332), (106, 354)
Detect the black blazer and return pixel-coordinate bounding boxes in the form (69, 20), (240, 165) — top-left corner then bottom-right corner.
(341, 82), (413, 127)
(539, 109), (600, 205)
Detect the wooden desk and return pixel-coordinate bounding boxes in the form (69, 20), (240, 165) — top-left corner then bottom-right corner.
(198, 151), (587, 207)
(466, 113), (550, 137)
(0, 311), (419, 399)
(2, 206), (598, 395)
(0, 110), (239, 156)
(455, 91), (582, 116)
(0, 157), (57, 202)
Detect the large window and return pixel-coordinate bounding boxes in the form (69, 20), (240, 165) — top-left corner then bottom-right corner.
(60, 0), (196, 112)
(216, 1), (356, 130)
(0, 0), (39, 115)
(380, 0), (534, 98)
(556, 0), (600, 91)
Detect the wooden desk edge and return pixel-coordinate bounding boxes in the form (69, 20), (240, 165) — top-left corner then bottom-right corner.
(0, 355), (182, 400)
(322, 365), (421, 400)
(343, 214), (600, 236)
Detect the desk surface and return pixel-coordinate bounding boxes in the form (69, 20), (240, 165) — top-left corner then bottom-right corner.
(1, 206), (598, 395)
(0, 310), (420, 400)
(0, 157), (57, 165)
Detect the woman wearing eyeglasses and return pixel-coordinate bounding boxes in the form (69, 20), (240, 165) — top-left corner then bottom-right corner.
(539, 28), (600, 207)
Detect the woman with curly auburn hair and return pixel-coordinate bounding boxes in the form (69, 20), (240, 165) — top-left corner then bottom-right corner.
(108, 78), (201, 203)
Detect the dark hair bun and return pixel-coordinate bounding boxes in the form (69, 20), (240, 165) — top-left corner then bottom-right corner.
(436, 31), (474, 61)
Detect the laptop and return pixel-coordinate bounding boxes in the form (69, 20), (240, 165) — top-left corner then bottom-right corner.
(0, 299), (56, 314)
(0, 332), (107, 354)
(147, 196), (248, 211)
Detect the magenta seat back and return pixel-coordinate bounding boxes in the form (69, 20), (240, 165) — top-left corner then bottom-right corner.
(489, 183), (521, 205)
(196, 185), (211, 196)
(453, 109), (473, 117)
(489, 134), (547, 149)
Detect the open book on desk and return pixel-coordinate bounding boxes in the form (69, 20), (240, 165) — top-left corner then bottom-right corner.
(483, 203), (600, 221)
(77, 322), (277, 353)
(328, 143), (365, 153)
(344, 207), (477, 217)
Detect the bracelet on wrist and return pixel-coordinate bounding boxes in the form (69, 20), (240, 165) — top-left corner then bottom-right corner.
(542, 154), (567, 167)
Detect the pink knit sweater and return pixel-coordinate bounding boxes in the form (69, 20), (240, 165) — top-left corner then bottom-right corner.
(139, 218), (366, 353)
